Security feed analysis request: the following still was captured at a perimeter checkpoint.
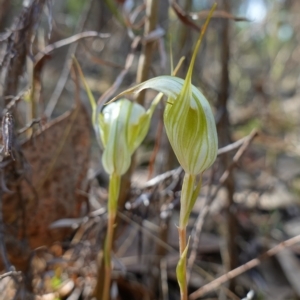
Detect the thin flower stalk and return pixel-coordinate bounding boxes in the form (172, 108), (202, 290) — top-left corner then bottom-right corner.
(102, 172), (120, 300)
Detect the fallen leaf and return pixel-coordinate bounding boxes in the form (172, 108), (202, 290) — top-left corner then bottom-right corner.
(2, 103), (91, 270)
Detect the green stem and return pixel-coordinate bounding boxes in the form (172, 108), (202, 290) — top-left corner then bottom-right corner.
(102, 173), (121, 300)
(177, 173), (196, 300)
(180, 173), (196, 228)
(178, 227), (187, 300)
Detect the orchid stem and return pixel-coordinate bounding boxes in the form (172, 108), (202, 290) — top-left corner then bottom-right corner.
(102, 173), (120, 300)
(178, 226), (187, 300)
(177, 173), (197, 300)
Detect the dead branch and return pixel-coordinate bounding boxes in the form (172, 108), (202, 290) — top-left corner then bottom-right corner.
(34, 31), (109, 65)
(17, 119), (41, 135)
(0, 192), (12, 271)
(0, 0), (50, 103)
(44, 0), (94, 118)
(96, 36), (141, 109)
(189, 10), (249, 22)
(135, 0), (158, 105)
(171, 1), (201, 32)
(189, 234), (300, 299)
(0, 270), (21, 281)
(143, 131), (258, 189)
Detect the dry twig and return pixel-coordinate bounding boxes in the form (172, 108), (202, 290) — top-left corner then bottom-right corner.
(97, 36), (141, 109)
(189, 10), (249, 22)
(34, 31), (109, 65)
(135, 0), (158, 105)
(0, 0), (50, 103)
(189, 234), (300, 299)
(0, 270), (21, 281)
(45, 0), (94, 118)
(187, 129), (259, 280)
(0, 192), (12, 271)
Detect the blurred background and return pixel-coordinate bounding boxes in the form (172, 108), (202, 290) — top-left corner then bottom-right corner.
(0, 0), (300, 299)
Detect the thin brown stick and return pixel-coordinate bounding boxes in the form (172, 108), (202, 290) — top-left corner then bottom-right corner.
(1, 0), (48, 104)
(45, 0), (93, 118)
(17, 119), (41, 135)
(97, 36), (141, 109)
(189, 234), (300, 299)
(217, 135), (251, 155)
(142, 132), (258, 189)
(117, 211), (176, 254)
(147, 109), (163, 180)
(192, 263), (240, 300)
(114, 0), (158, 220)
(216, 129), (258, 191)
(118, 210), (239, 300)
(35, 31), (109, 64)
(172, 0), (201, 32)
(217, 0), (237, 289)
(3, 88), (28, 113)
(135, 0), (158, 105)
(86, 52), (124, 69)
(189, 10), (249, 22)
(187, 129), (258, 280)
(149, 194), (172, 293)
(0, 270), (21, 280)
(0, 192), (12, 271)
(160, 258), (169, 300)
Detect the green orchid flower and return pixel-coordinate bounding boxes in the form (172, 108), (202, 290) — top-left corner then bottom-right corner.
(113, 75), (218, 176)
(99, 97), (160, 176)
